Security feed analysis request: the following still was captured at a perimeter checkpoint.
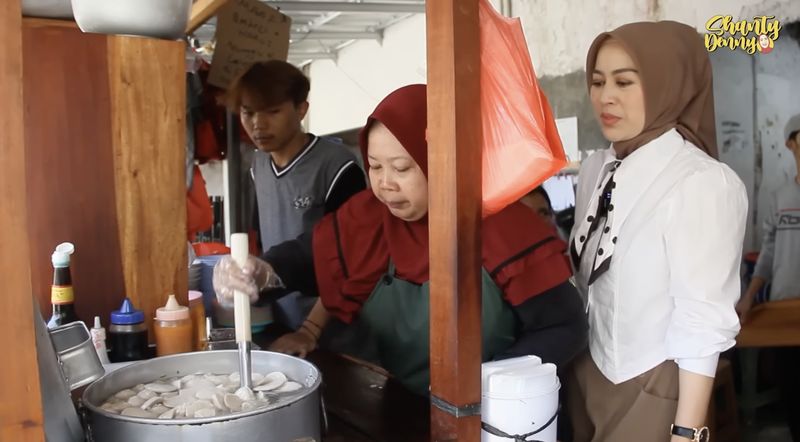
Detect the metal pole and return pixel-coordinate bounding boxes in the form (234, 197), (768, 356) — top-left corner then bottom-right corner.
(226, 109), (242, 237)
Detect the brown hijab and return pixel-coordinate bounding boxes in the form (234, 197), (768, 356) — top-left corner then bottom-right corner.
(585, 21), (719, 159)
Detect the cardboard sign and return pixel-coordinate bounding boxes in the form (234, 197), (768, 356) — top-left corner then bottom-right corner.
(208, 0), (292, 89)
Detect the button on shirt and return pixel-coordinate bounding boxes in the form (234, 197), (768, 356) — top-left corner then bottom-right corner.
(570, 129), (748, 384)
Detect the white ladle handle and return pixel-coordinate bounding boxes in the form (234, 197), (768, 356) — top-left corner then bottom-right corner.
(230, 233), (251, 343)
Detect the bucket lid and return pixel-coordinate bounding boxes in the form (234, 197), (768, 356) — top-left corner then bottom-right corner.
(156, 294), (189, 321)
(483, 363), (559, 398)
(111, 298), (145, 325)
(51, 242), (75, 267)
(481, 355), (542, 391)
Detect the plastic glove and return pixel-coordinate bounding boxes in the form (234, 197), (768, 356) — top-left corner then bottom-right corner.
(212, 255), (284, 305)
(269, 329), (317, 359)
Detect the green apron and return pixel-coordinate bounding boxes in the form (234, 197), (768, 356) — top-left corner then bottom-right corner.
(357, 262), (517, 396)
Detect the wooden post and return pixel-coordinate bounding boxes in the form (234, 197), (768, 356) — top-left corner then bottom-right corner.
(0, 0), (45, 440)
(426, 0), (483, 440)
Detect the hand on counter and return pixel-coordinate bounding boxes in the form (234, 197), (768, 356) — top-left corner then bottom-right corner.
(735, 295), (755, 324)
(270, 328), (318, 359)
(270, 299), (330, 358)
(737, 276), (765, 324)
(213, 255), (284, 305)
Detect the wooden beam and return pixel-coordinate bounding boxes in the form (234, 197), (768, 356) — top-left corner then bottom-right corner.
(186, 0), (231, 35)
(22, 17), (79, 29)
(22, 20), (125, 331)
(426, 0), (483, 440)
(0, 0), (45, 440)
(107, 35), (188, 337)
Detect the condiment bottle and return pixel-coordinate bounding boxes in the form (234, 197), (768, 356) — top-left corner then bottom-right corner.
(188, 290), (207, 351)
(108, 298), (148, 362)
(90, 316), (111, 364)
(47, 242), (79, 328)
(154, 294), (192, 356)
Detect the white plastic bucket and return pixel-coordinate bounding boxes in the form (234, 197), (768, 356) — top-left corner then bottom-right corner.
(481, 360), (560, 442)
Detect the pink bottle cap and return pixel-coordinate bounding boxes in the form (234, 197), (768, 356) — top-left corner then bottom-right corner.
(188, 290), (203, 302)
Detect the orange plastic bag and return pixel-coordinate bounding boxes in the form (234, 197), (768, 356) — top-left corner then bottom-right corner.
(479, 0), (567, 217)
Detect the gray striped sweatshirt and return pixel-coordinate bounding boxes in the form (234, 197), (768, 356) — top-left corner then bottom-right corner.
(753, 180), (800, 301)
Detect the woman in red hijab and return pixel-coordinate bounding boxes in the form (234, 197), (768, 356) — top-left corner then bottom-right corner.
(214, 84), (586, 396)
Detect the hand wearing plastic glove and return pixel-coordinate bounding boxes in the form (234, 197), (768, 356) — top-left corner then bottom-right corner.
(212, 255), (284, 305)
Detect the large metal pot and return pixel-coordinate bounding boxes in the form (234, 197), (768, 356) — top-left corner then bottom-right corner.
(82, 351), (322, 442)
(70, 0), (191, 40)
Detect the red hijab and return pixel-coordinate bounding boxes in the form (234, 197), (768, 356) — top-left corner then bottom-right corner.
(313, 85), (571, 322)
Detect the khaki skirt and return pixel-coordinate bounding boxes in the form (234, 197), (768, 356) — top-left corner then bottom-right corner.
(566, 351), (679, 442)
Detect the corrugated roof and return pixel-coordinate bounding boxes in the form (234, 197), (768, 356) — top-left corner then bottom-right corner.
(190, 1), (423, 66)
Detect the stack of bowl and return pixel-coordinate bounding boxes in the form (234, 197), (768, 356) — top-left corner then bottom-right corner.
(196, 254), (225, 314)
(188, 261), (203, 292)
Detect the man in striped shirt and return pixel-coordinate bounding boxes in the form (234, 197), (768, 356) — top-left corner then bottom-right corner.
(228, 61), (365, 253)
(227, 61), (365, 327)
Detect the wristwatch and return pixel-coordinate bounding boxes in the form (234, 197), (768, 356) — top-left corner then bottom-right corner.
(670, 424), (710, 442)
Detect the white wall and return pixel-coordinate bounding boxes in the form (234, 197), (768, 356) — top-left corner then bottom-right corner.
(306, 14), (426, 135)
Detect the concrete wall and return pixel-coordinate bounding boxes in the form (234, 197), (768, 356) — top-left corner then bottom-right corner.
(709, 49), (758, 249)
(510, 0), (800, 156)
(753, 35), (800, 249)
(510, 0), (799, 77)
(305, 0), (799, 150)
(707, 33), (800, 251)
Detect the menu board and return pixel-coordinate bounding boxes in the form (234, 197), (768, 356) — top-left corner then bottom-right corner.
(208, 0), (292, 89)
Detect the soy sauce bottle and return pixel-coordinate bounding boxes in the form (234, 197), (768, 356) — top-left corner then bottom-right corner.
(108, 298), (149, 362)
(47, 242), (79, 329)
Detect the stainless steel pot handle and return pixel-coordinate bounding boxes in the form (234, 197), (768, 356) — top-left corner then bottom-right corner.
(78, 398), (95, 442)
(319, 394), (329, 435)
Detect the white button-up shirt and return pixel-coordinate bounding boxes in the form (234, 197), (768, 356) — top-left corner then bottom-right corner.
(570, 129), (748, 384)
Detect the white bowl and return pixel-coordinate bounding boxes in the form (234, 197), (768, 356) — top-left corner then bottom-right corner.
(22, 0), (73, 18)
(71, 0), (191, 40)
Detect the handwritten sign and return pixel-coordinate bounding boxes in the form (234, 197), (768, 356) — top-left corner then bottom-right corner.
(208, 0), (292, 88)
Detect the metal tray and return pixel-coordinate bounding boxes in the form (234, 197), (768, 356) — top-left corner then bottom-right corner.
(50, 321), (105, 390)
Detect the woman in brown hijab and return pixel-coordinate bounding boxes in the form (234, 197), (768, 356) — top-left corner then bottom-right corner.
(566, 21), (748, 442)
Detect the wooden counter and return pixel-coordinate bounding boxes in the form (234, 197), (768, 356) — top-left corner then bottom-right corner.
(736, 298), (800, 348)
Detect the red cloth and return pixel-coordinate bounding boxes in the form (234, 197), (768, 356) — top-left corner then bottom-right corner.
(187, 165), (213, 241)
(312, 85), (571, 323)
(193, 62), (254, 162)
